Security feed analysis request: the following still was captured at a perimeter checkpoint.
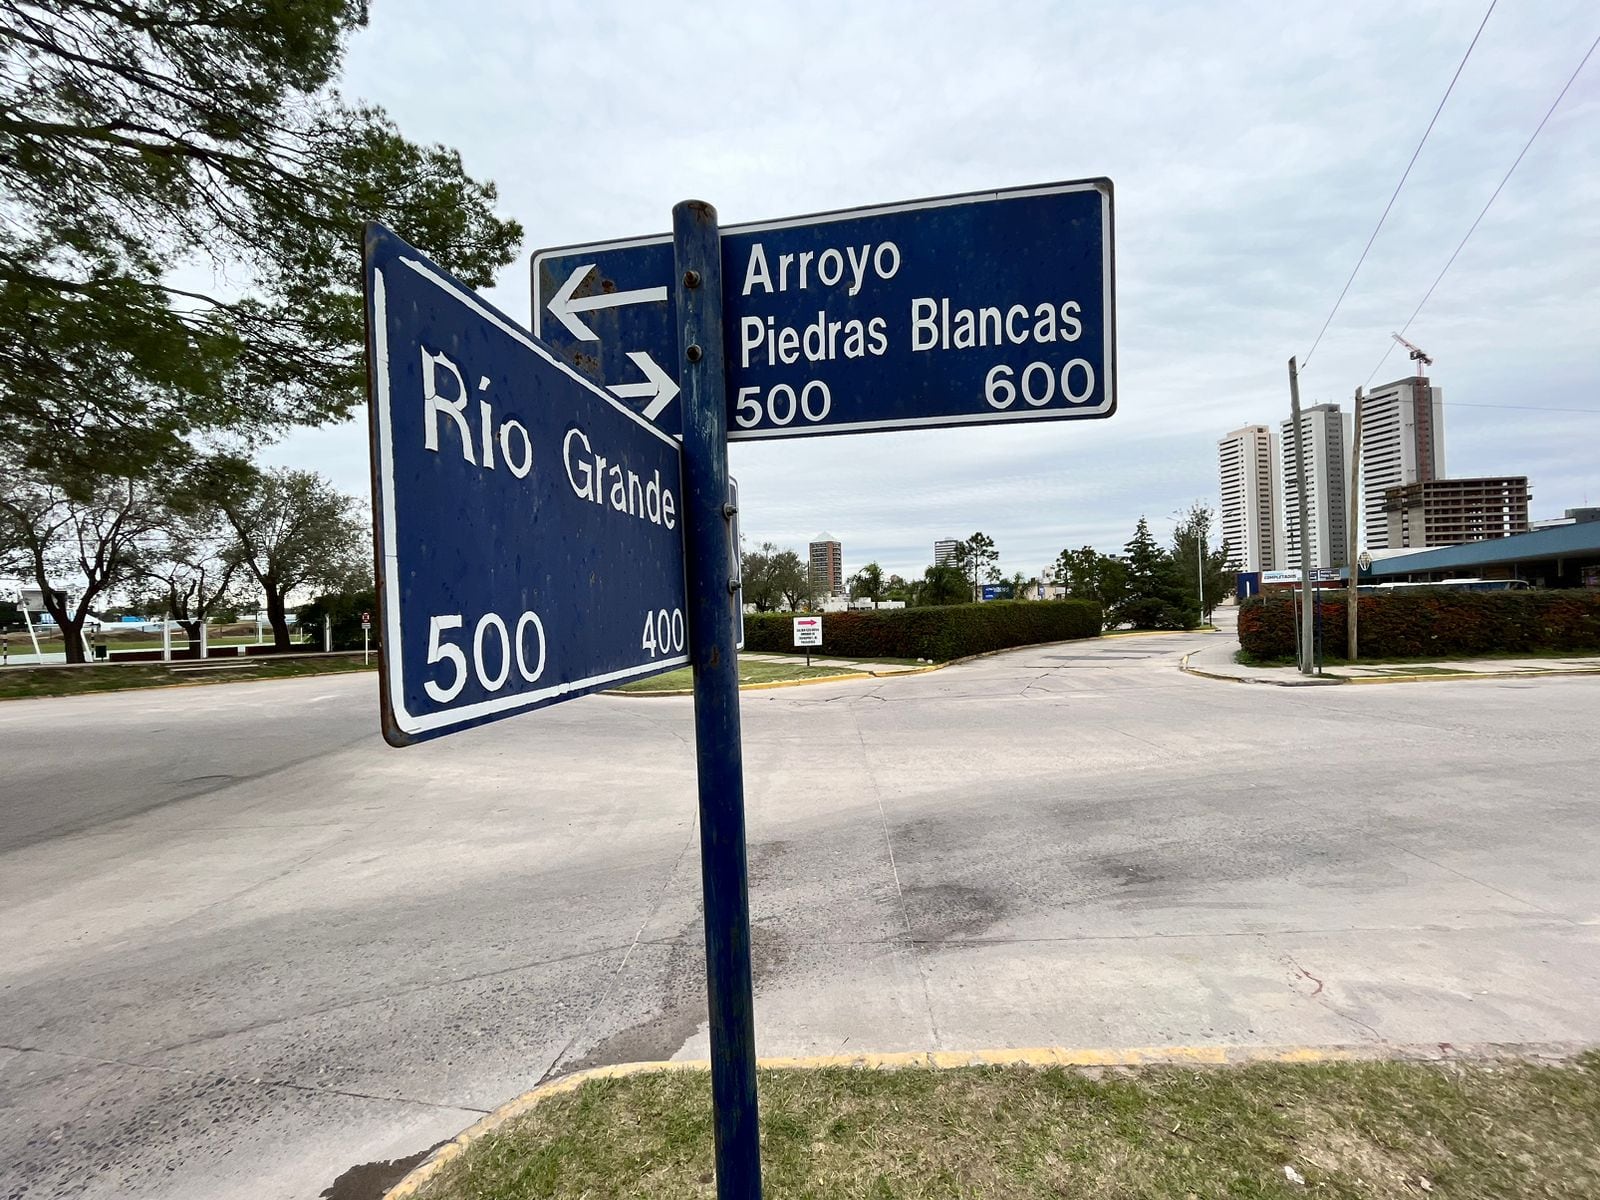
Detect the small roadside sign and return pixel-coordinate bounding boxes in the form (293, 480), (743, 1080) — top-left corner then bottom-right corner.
(364, 224), (688, 745)
(532, 179), (1115, 440)
(361, 611), (371, 630)
(792, 616), (822, 647)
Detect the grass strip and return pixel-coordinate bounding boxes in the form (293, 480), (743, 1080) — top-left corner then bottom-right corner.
(614, 659), (860, 693)
(414, 1055), (1600, 1199)
(0, 656), (375, 701)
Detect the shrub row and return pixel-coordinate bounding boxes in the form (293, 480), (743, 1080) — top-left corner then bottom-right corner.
(1238, 589), (1600, 660)
(744, 599), (1102, 662)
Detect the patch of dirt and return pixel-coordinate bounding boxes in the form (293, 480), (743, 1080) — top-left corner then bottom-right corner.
(320, 1142), (443, 1200)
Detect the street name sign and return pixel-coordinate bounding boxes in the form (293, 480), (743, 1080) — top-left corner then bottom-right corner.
(364, 224), (688, 746)
(793, 616), (822, 647)
(532, 179), (1115, 440)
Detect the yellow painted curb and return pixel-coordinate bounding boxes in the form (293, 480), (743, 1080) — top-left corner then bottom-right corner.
(604, 663), (945, 698)
(382, 1040), (1539, 1198)
(1102, 627), (1218, 638)
(1340, 667), (1600, 685)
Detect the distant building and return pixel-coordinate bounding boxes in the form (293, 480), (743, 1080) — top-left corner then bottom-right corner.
(809, 533), (844, 597)
(1531, 507), (1600, 531)
(1217, 424), (1280, 572)
(1280, 403), (1349, 569)
(933, 538), (961, 567)
(1383, 476), (1530, 549)
(1359, 376), (1445, 551)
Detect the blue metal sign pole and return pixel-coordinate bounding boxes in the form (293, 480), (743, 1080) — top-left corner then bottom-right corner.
(673, 199), (762, 1198)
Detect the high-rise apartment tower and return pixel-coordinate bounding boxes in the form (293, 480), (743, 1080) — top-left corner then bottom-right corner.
(809, 533), (843, 597)
(1217, 425), (1280, 572)
(1279, 403), (1349, 569)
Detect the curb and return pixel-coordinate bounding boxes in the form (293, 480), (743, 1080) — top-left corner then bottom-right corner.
(603, 664), (941, 698)
(1101, 626), (1220, 639)
(1180, 652), (1600, 688)
(382, 1040), (1584, 1198)
(1178, 652), (1343, 686)
(1341, 667), (1600, 685)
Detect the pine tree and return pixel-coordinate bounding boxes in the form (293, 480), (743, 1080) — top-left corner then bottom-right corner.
(1119, 517), (1197, 629)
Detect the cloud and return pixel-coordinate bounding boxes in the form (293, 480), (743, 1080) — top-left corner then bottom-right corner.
(265, 0), (1600, 580)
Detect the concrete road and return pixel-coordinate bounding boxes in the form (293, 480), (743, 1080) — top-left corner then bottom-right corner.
(2, 630), (1598, 1199)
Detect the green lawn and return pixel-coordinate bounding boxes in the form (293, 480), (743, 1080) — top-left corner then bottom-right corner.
(412, 1055), (1600, 1200)
(614, 659), (856, 694)
(0, 656), (375, 700)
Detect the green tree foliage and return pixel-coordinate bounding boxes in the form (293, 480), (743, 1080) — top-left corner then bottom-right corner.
(209, 461), (368, 650)
(298, 586), (378, 652)
(917, 563), (971, 607)
(951, 531), (999, 592)
(1169, 502), (1234, 622)
(0, 462), (163, 662)
(1054, 546), (1129, 619)
(883, 573), (912, 603)
(1119, 516), (1197, 630)
(130, 498), (240, 648)
(0, 2), (522, 475)
(848, 561), (885, 604)
(771, 549), (813, 612)
(739, 541), (784, 612)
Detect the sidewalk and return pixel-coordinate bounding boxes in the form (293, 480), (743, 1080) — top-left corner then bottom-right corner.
(1182, 635), (1600, 686)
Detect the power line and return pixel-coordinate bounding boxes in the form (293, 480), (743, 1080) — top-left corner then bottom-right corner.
(1439, 400), (1600, 416)
(1301, 0), (1496, 369)
(1367, 30), (1600, 385)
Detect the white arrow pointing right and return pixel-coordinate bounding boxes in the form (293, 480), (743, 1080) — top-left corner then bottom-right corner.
(608, 351), (680, 421)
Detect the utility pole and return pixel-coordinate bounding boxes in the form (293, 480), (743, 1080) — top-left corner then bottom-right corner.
(1197, 513), (1206, 625)
(1287, 357), (1313, 674)
(1347, 387), (1363, 662)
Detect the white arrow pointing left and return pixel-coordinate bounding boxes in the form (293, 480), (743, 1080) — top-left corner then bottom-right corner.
(609, 351), (680, 421)
(548, 264), (668, 341)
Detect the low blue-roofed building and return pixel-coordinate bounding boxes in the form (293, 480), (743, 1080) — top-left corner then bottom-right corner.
(1368, 509), (1600, 589)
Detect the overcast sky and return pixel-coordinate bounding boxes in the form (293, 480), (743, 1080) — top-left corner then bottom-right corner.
(266, 0), (1600, 581)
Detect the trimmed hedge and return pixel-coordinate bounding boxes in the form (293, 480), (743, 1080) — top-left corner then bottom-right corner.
(744, 599), (1102, 662)
(1238, 589), (1600, 660)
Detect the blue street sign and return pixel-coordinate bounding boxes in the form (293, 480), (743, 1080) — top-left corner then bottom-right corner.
(532, 179), (1115, 440)
(980, 583), (1005, 601)
(365, 225), (688, 745)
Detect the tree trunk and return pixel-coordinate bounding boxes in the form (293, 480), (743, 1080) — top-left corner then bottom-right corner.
(177, 619), (203, 653)
(40, 591), (87, 664)
(265, 590), (292, 651)
(58, 614), (87, 664)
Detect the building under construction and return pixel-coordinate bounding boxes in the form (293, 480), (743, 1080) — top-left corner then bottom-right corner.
(1383, 475), (1530, 550)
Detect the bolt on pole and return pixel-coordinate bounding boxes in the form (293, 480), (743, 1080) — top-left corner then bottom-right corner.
(672, 199), (763, 1200)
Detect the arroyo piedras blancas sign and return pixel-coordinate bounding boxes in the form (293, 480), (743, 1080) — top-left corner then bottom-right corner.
(532, 179), (1116, 440)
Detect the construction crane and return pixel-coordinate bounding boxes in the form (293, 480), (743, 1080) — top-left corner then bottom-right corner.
(1391, 332), (1434, 379)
